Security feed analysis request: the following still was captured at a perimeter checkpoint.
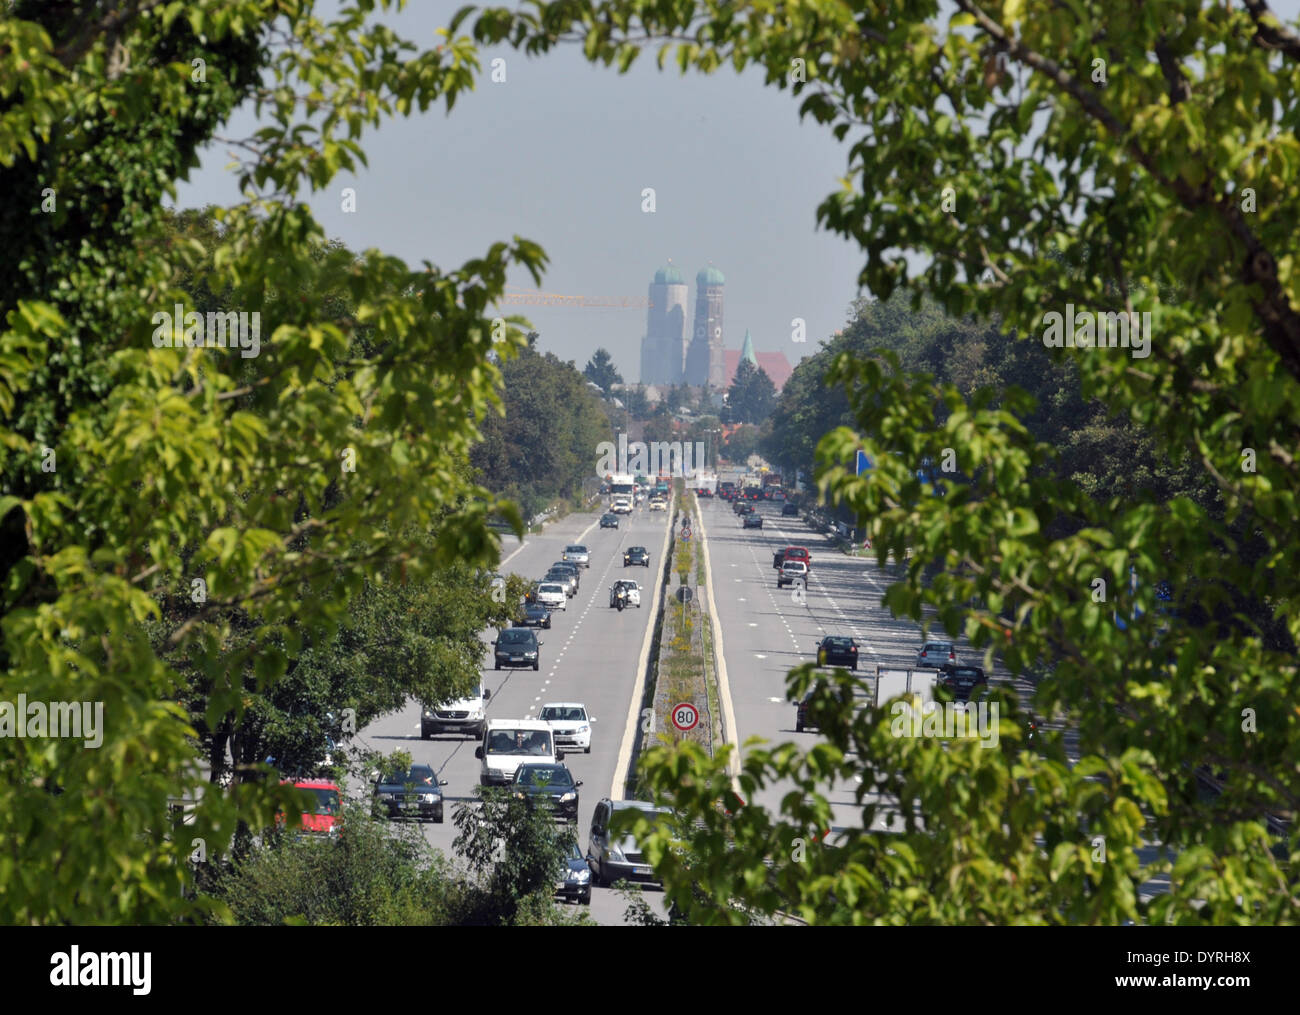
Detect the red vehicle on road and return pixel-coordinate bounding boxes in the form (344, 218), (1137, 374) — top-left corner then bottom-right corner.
(773, 546), (811, 571)
(278, 779), (343, 837)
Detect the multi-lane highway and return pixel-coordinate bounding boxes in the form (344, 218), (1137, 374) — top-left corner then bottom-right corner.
(353, 490), (1054, 923)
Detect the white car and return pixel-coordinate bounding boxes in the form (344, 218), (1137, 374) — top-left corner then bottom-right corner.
(476, 719), (563, 786)
(612, 497), (632, 514)
(423, 684), (490, 739)
(609, 580), (642, 608)
(648, 498), (666, 512)
(535, 582), (567, 610)
(777, 561), (808, 588)
(539, 702), (595, 754)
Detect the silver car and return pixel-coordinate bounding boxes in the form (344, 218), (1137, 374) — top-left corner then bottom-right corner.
(562, 545), (590, 568)
(587, 798), (672, 887)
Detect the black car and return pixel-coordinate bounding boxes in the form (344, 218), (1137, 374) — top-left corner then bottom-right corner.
(936, 664), (987, 701)
(623, 546), (650, 567)
(512, 763), (582, 822)
(816, 636), (858, 670)
(742, 513), (763, 529)
(494, 627), (542, 670)
(781, 502), (799, 516)
(600, 513), (619, 529)
(557, 835), (592, 904)
(734, 500), (751, 514)
(374, 764), (447, 823)
(515, 602), (552, 628)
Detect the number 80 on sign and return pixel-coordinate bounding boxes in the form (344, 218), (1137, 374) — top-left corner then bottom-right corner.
(670, 702), (699, 732)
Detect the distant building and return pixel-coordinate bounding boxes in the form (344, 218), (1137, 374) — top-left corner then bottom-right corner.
(722, 329), (793, 392)
(685, 264), (726, 388)
(639, 262), (689, 385)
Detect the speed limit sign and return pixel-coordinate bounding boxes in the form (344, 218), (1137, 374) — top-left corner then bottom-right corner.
(670, 702), (699, 732)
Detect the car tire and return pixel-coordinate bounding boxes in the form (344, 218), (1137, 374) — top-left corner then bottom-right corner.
(584, 745), (591, 754)
(795, 718), (804, 733)
(533, 660), (540, 671)
(593, 861), (607, 888)
(434, 808), (444, 824)
(494, 660), (501, 670)
(580, 889), (591, 905)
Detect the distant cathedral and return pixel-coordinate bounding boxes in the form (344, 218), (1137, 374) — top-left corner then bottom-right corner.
(638, 262), (793, 392)
(640, 262), (726, 387)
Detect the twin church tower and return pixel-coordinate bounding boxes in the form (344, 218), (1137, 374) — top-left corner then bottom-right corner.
(639, 262), (726, 388)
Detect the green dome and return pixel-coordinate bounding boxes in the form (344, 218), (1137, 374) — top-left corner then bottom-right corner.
(697, 265), (725, 286)
(654, 264), (685, 285)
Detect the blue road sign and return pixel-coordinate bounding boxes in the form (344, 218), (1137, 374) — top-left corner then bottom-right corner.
(856, 450), (872, 475)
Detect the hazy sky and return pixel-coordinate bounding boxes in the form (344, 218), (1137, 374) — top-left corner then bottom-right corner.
(172, 2), (867, 382)
(172, 1), (1300, 383)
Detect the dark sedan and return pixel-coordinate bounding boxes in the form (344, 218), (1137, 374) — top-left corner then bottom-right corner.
(937, 664), (987, 701)
(374, 764), (447, 823)
(742, 513), (763, 529)
(512, 763), (582, 822)
(600, 513), (619, 529)
(494, 627), (541, 670)
(781, 502), (799, 516)
(734, 500), (752, 515)
(515, 602), (552, 628)
(557, 835), (593, 904)
(623, 546), (650, 567)
(816, 636), (858, 670)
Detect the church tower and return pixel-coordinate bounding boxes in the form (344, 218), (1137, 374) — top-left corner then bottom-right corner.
(686, 264), (725, 387)
(639, 262), (688, 384)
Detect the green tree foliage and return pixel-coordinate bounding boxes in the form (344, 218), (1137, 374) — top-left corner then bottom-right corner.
(465, 1), (1300, 923)
(722, 423), (763, 466)
(725, 358), (776, 424)
(0, 2), (543, 923)
(471, 344), (611, 518)
(583, 346), (623, 393)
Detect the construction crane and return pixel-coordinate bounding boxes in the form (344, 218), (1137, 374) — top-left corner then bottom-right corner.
(495, 287), (652, 309)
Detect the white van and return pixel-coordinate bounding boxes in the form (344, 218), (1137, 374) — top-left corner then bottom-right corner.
(475, 718), (563, 786)
(422, 683), (490, 740)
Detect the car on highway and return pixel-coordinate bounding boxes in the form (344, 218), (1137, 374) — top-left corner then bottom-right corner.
(734, 500), (752, 515)
(544, 568), (578, 598)
(774, 546), (811, 570)
(373, 764), (447, 823)
(493, 627), (542, 670)
(600, 512), (620, 529)
(936, 664), (987, 701)
(515, 602), (553, 628)
(649, 498), (667, 512)
(742, 513), (763, 529)
(794, 689), (817, 733)
(781, 502), (799, 516)
(511, 762), (582, 822)
(777, 560), (808, 588)
(623, 546), (650, 567)
(477, 719), (563, 786)
(816, 635), (859, 670)
(278, 780), (343, 837)
(558, 835), (593, 904)
(587, 798), (672, 887)
(548, 562), (580, 594)
(562, 545), (590, 568)
(534, 582), (566, 611)
(916, 641), (957, 668)
(539, 702), (595, 753)
(422, 683), (491, 739)
(611, 496), (633, 514)
(609, 579), (642, 608)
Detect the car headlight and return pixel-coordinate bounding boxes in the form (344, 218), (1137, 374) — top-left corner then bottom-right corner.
(526, 651), (537, 658)
(577, 726), (590, 734)
(608, 844), (626, 862)
(573, 868), (591, 882)
(378, 792), (394, 801)
(420, 793), (437, 803)
(560, 792), (576, 802)
(513, 792), (526, 800)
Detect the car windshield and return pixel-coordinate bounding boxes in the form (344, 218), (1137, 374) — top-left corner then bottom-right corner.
(487, 730), (552, 755)
(539, 584), (562, 593)
(540, 706), (586, 722)
(825, 637), (853, 648)
(566, 546), (586, 554)
(515, 765), (572, 787)
(382, 767), (434, 786)
(500, 630), (532, 644)
(924, 643), (952, 652)
(303, 787), (340, 814)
